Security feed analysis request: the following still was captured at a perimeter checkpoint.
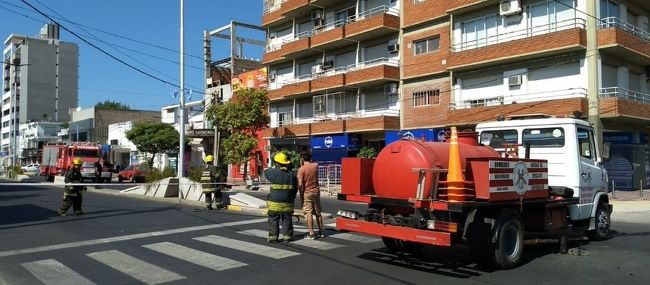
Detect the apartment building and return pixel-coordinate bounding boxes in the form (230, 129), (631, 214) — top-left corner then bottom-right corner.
(261, 0), (650, 187)
(2, 24), (78, 165)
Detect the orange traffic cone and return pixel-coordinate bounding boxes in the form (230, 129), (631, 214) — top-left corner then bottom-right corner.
(443, 127), (473, 202)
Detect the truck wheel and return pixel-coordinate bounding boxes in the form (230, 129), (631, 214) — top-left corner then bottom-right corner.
(587, 202), (611, 241)
(485, 213), (524, 269)
(382, 237), (401, 252)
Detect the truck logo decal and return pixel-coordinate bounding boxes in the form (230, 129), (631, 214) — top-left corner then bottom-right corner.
(512, 162), (529, 195)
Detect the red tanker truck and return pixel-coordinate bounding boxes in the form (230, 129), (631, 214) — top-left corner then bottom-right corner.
(336, 117), (611, 269)
(40, 141), (102, 182)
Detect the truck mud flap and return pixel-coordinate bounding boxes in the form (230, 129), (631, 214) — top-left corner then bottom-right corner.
(336, 218), (451, 247)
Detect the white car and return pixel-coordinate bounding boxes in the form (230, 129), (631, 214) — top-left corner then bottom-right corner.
(21, 163), (40, 173)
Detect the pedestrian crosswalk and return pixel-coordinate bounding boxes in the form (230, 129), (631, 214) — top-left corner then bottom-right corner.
(7, 220), (380, 284)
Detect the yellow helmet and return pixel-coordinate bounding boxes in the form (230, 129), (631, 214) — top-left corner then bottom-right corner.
(72, 158), (83, 166)
(205, 155), (214, 163)
(273, 152), (290, 165)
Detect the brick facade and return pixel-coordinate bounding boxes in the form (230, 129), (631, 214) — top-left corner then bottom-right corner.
(280, 123), (311, 137)
(346, 65), (399, 87)
(403, 0), (483, 28)
(268, 81), (311, 102)
(345, 13), (400, 40)
(281, 37), (310, 58)
(402, 79), (451, 129)
(598, 28), (650, 59)
(262, 49), (284, 65)
(402, 24), (450, 79)
(447, 28), (587, 70)
(448, 98), (588, 125)
(311, 120), (345, 135)
(346, 116), (400, 132)
(94, 109), (160, 145)
(311, 26), (345, 48)
(311, 73), (345, 92)
(600, 97), (650, 120)
(262, 9), (283, 27)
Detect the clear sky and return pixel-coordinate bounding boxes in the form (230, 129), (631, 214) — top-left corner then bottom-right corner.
(0, 0), (264, 111)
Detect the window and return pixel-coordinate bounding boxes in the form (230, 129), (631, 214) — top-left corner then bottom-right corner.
(599, 0), (619, 18)
(413, 37), (440, 55)
(577, 128), (596, 161)
(278, 112), (293, 126)
(523, 128), (565, 147)
(412, 89), (440, 106)
(413, 0), (426, 4)
(480, 130), (518, 148)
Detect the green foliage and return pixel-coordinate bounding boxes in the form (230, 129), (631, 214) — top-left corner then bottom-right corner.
(60, 121), (69, 129)
(144, 166), (175, 183)
(222, 133), (258, 165)
(357, 146), (377, 159)
(11, 165), (24, 175)
(95, 100), (131, 110)
(126, 122), (180, 167)
(187, 166), (204, 182)
(206, 88), (270, 132)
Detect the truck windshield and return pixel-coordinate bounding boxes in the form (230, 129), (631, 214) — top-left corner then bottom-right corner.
(523, 128), (565, 147)
(480, 130), (518, 148)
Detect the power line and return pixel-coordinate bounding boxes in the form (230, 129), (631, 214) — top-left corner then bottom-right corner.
(0, 0), (204, 60)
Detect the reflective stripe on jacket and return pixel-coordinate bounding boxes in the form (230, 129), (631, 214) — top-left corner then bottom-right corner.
(64, 168), (83, 196)
(264, 167), (297, 214)
(200, 164), (216, 193)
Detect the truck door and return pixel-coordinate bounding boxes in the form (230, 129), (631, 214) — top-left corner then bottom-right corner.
(574, 127), (604, 220)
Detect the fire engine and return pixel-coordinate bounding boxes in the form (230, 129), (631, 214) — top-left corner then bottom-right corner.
(336, 118), (611, 269)
(40, 141), (102, 182)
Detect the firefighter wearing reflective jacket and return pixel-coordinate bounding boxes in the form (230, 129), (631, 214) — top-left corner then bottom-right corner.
(58, 158), (87, 216)
(264, 152), (298, 243)
(201, 155), (226, 210)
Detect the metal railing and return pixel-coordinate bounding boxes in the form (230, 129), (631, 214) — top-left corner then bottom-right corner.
(262, 0), (286, 15)
(599, 17), (650, 41)
(451, 18), (586, 52)
(600, 87), (650, 104)
(318, 164), (341, 195)
(450, 88), (588, 109)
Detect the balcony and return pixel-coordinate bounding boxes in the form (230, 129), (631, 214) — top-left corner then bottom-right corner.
(278, 123), (311, 137)
(262, 0), (286, 27)
(280, 32), (316, 59)
(310, 70), (346, 92)
(262, 47), (285, 65)
(280, 0), (311, 18)
(346, 114), (399, 132)
(345, 57), (399, 87)
(448, 18), (586, 71)
(345, 6), (400, 42)
(267, 75), (312, 101)
(600, 87), (650, 121)
(310, 20), (347, 50)
(449, 88), (588, 110)
(598, 17), (650, 65)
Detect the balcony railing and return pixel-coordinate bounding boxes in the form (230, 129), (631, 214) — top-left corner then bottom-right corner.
(600, 87), (650, 104)
(599, 17), (650, 42)
(451, 18), (586, 52)
(270, 56), (398, 90)
(262, 0), (286, 15)
(450, 88), (588, 109)
(278, 110), (399, 127)
(353, 5), (400, 21)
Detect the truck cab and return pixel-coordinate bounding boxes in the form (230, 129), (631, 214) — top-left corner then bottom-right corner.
(476, 118), (610, 230)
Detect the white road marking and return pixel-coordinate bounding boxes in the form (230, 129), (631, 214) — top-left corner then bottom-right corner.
(328, 233), (380, 243)
(87, 250), (184, 285)
(194, 235), (300, 259)
(238, 229), (343, 250)
(22, 259), (95, 285)
(143, 242), (246, 271)
(0, 218), (266, 258)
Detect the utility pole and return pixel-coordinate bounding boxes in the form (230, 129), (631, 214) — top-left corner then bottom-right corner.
(178, 0), (186, 178)
(586, 0), (603, 153)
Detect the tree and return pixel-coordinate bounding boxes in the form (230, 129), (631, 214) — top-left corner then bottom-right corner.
(95, 100), (131, 110)
(125, 122), (179, 167)
(206, 88), (270, 179)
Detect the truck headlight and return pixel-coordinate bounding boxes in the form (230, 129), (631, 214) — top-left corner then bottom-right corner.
(337, 209), (359, 220)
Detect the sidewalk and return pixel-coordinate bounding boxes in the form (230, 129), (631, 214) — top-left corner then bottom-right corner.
(609, 189), (650, 213)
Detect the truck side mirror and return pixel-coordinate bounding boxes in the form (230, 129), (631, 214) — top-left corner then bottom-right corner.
(602, 142), (611, 160)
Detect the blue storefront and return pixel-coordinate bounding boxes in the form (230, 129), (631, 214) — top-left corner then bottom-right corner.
(602, 132), (649, 190)
(385, 128), (447, 144)
(311, 134), (360, 165)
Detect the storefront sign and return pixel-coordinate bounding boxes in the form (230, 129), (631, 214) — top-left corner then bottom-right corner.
(385, 128), (446, 144)
(311, 134), (360, 150)
(603, 132), (647, 145)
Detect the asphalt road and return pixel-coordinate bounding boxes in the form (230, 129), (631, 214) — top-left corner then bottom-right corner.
(1, 181), (649, 285)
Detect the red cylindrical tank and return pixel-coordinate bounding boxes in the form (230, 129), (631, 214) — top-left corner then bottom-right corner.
(372, 137), (500, 200)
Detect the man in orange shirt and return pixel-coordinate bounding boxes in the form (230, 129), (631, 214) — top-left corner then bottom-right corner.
(297, 152), (324, 239)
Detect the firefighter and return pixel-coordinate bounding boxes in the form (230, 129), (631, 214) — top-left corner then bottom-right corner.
(200, 155), (227, 210)
(264, 152), (297, 243)
(58, 157), (87, 216)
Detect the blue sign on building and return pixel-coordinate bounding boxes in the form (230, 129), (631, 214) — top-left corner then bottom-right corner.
(311, 134), (360, 150)
(603, 132), (647, 145)
(385, 128), (447, 144)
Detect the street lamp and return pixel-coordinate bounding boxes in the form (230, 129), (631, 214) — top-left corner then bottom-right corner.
(178, 0), (186, 178)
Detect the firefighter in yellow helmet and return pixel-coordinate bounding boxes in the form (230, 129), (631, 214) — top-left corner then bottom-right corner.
(58, 157), (88, 216)
(200, 154), (227, 210)
(263, 152), (298, 242)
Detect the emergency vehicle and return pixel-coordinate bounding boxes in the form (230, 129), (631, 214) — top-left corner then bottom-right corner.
(336, 117), (611, 269)
(40, 142), (102, 182)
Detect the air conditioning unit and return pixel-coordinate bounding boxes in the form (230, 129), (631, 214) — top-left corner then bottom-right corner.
(311, 9), (324, 20)
(269, 73), (276, 81)
(499, 0), (522, 16)
(322, 60), (334, 69)
(388, 44), (399, 53)
(384, 83), (398, 95)
(508, 75), (522, 86)
(312, 64), (324, 74)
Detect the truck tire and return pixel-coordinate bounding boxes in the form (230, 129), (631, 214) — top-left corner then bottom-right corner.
(480, 212), (524, 269)
(587, 202), (611, 241)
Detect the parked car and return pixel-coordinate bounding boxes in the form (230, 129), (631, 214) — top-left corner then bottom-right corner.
(80, 162), (97, 182)
(118, 164), (146, 183)
(21, 163), (40, 173)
